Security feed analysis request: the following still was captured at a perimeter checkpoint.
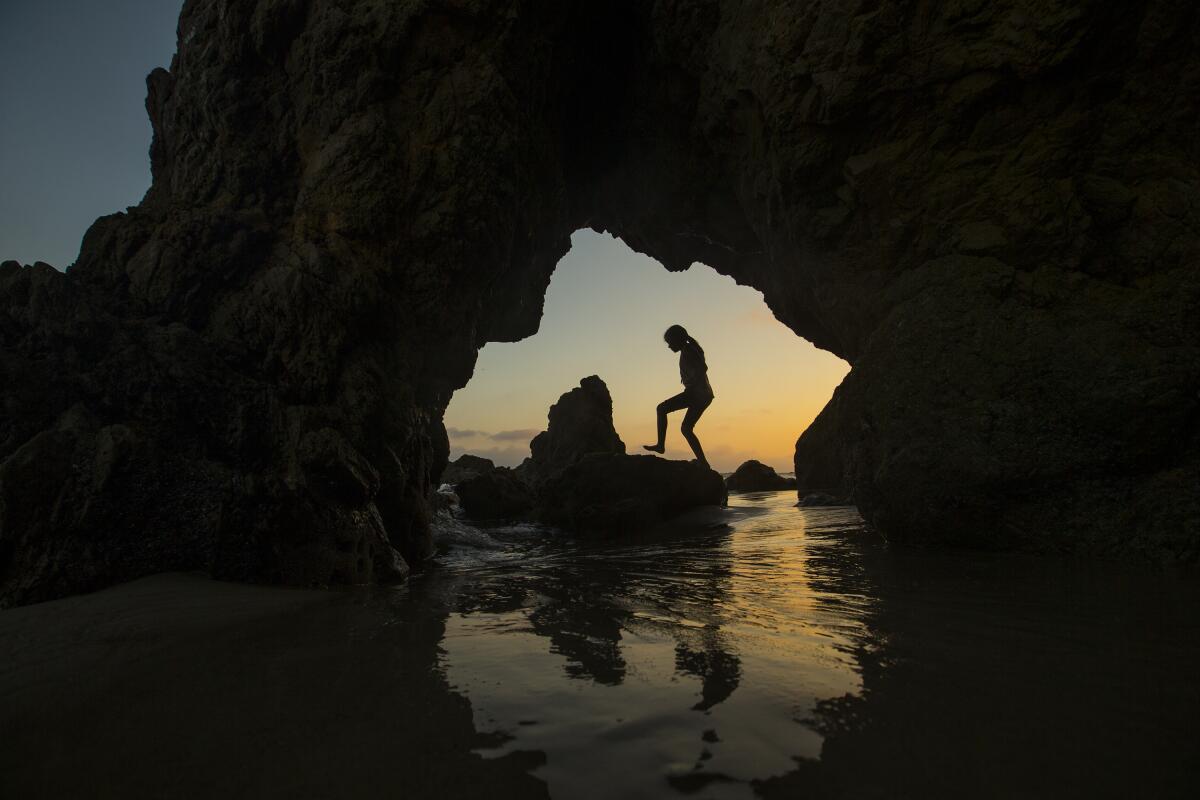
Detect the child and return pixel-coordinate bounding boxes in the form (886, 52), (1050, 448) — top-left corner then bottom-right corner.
(643, 324), (714, 467)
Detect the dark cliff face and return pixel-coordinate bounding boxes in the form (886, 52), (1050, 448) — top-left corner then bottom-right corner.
(2, 0), (1198, 603)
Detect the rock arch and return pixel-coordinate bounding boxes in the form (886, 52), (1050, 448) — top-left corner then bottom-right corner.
(2, 0), (1197, 603)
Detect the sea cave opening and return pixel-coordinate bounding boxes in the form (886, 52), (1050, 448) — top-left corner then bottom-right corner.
(444, 229), (850, 477)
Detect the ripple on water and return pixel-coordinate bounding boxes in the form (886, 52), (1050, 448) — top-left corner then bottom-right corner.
(431, 494), (872, 799)
(4, 492), (1195, 798)
(429, 491), (1200, 799)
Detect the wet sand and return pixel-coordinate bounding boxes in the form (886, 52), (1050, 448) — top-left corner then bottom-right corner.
(2, 492), (1198, 798)
(0, 573), (546, 799)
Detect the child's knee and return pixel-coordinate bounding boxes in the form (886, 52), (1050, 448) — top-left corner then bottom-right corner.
(656, 401), (670, 415)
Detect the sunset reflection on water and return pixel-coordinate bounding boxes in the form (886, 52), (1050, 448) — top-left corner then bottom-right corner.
(2, 491), (1195, 798)
(432, 491), (1200, 799)
(438, 493), (863, 799)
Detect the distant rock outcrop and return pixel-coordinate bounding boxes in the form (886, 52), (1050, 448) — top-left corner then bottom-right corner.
(726, 460), (797, 492)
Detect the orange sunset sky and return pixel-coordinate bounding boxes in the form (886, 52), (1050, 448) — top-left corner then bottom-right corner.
(445, 231), (850, 473)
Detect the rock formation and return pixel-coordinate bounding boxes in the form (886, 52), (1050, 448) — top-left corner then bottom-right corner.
(2, 1), (1198, 603)
(520, 375), (626, 483)
(455, 376), (725, 526)
(441, 455), (496, 487)
(726, 460), (797, 492)
(538, 454), (728, 531)
(455, 468), (535, 521)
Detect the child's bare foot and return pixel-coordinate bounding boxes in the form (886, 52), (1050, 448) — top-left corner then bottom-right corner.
(642, 444), (665, 454)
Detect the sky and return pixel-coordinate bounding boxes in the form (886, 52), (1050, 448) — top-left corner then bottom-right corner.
(1, 0), (849, 474)
(0, 1), (182, 268)
(446, 231), (849, 472)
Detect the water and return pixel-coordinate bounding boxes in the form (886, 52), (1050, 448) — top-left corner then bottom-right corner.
(432, 498), (865, 798)
(427, 491), (1200, 798)
(2, 491), (1197, 798)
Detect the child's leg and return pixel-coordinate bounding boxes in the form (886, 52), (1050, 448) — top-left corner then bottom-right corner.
(644, 391), (690, 452)
(681, 394), (713, 466)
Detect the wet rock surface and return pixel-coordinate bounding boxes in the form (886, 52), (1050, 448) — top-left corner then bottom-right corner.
(3, 1), (1198, 602)
(726, 460), (796, 492)
(538, 454), (728, 531)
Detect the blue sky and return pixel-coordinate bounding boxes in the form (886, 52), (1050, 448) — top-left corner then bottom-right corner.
(0, 0), (182, 267)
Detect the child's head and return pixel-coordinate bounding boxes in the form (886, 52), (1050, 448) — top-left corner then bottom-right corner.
(663, 324), (688, 351)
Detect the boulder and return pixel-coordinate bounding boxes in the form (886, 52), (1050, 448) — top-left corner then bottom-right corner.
(455, 469), (534, 520)
(440, 454), (495, 486)
(520, 376), (625, 483)
(725, 460), (797, 492)
(538, 454), (727, 531)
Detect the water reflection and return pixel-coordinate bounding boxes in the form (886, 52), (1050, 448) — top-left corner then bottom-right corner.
(758, 533), (1200, 799)
(430, 498), (864, 799)
(3, 494), (1196, 799)
(430, 493), (1200, 800)
(438, 515), (747, 699)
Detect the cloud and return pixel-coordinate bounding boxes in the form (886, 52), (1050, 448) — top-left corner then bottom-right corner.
(490, 428), (540, 442)
(446, 427), (488, 439)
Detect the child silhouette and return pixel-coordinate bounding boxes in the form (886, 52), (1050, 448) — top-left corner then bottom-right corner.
(643, 324), (714, 468)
